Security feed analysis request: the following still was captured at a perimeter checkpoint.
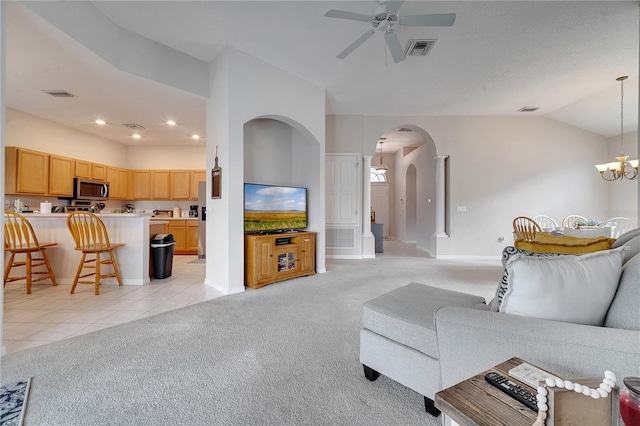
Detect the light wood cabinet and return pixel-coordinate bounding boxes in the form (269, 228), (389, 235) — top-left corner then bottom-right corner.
(187, 221), (199, 253)
(106, 166), (129, 199)
(152, 171), (171, 200)
(245, 232), (315, 289)
(131, 170), (151, 199)
(190, 170), (206, 199)
(166, 219), (198, 254)
(92, 164), (107, 181)
(48, 154), (75, 196)
(75, 161), (107, 181)
(171, 170), (191, 200)
(5, 147), (49, 195)
(75, 160), (92, 179)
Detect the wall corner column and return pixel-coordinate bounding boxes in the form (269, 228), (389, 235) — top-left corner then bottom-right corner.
(362, 155), (375, 258)
(434, 155), (448, 237)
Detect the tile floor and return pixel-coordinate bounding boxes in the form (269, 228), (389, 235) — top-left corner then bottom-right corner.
(3, 255), (221, 355)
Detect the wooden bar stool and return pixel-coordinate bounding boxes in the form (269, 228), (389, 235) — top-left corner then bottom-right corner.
(66, 212), (124, 295)
(4, 211), (58, 294)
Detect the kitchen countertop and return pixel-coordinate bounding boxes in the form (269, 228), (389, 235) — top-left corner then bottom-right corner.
(150, 217), (198, 221)
(22, 213), (152, 218)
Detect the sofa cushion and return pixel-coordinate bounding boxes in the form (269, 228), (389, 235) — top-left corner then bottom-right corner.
(489, 247), (564, 312)
(613, 227), (640, 248)
(514, 233), (615, 254)
(362, 282), (485, 359)
(498, 247), (625, 326)
(604, 253), (640, 330)
(620, 235), (640, 265)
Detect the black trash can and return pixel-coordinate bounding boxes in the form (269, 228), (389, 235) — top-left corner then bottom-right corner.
(151, 234), (176, 279)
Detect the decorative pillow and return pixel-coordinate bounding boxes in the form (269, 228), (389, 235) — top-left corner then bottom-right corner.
(498, 247), (626, 326)
(620, 235), (640, 265)
(514, 232), (615, 254)
(488, 247), (564, 312)
(613, 228), (640, 248)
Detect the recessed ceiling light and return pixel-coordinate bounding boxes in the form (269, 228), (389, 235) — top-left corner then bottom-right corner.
(167, 120), (176, 126)
(192, 134), (200, 140)
(133, 134), (142, 139)
(95, 119), (106, 125)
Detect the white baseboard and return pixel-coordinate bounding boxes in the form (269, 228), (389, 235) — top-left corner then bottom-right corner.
(325, 255), (365, 259)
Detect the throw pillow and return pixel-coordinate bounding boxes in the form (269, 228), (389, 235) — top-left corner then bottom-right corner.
(498, 247), (625, 326)
(488, 246), (563, 312)
(613, 228), (640, 248)
(514, 232), (615, 254)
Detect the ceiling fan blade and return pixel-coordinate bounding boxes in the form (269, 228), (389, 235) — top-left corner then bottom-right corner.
(337, 29), (376, 59)
(383, 1), (405, 13)
(400, 13), (456, 27)
(324, 9), (373, 22)
(385, 31), (405, 63)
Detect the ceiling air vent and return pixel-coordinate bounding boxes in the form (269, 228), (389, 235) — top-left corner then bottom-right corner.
(518, 106), (540, 112)
(122, 123), (146, 130)
(42, 89), (75, 98)
(405, 39), (437, 57)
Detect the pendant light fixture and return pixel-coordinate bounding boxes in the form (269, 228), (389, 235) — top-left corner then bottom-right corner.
(376, 141), (388, 174)
(595, 76), (638, 181)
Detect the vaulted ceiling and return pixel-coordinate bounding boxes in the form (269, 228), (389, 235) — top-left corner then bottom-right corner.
(5, 1), (639, 150)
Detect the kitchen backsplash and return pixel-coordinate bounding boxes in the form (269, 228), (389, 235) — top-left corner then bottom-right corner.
(4, 195), (195, 215)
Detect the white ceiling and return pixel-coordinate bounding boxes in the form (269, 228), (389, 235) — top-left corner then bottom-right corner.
(5, 1), (639, 151)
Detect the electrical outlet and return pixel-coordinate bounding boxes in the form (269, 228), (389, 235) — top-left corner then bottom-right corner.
(456, 206), (467, 213)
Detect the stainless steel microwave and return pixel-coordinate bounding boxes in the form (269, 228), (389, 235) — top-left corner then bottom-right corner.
(73, 178), (109, 200)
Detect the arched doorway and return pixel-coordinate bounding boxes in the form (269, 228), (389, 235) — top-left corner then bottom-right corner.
(369, 125), (439, 256)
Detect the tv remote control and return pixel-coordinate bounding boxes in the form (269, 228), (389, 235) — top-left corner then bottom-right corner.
(484, 371), (539, 412)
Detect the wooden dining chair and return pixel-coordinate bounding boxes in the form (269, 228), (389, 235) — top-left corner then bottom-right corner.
(513, 216), (541, 242)
(4, 211), (58, 294)
(66, 212), (124, 295)
(562, 215), (587, 229)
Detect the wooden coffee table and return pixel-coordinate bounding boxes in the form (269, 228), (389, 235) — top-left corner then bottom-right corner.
(435, 357), (541, 426)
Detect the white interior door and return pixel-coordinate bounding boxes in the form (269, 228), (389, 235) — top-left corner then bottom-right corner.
(371, 183), (389, 237)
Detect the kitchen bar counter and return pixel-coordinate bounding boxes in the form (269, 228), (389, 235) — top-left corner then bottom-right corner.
(7, 213), (152, 286)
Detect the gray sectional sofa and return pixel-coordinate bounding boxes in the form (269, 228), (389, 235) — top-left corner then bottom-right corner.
(359, 230), (640, 416)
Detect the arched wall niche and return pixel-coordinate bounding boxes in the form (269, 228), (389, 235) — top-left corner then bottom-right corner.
(243, 115), (322, 235)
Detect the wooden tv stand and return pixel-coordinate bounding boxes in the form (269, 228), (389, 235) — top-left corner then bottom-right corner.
(245, 231), (316, 289)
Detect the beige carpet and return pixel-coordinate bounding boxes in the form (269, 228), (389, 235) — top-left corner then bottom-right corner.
(1, 256), (501, 425)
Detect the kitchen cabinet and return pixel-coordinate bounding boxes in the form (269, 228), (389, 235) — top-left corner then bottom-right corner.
(131, 170), (151, 199)
(187, 221), (199, 252)
(152, 171), (171, 200)
(75, 160), (107, 181)
(245, 232), (316, 289)
(48, 154), (75, 197)
(171, 171), (191, 200)
(190, 170), (206, 199)
(5, 147), (49, 195)
(107, 166), (129, 199)
(166, 219), (198, 254)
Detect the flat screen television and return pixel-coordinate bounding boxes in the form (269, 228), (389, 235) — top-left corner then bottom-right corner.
(244, 183), (308, 233)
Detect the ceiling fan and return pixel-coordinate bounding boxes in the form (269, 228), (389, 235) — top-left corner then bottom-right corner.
(324, 0), (455, 63)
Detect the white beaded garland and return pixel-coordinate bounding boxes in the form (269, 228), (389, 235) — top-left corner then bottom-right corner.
(534, 371), (617, 413)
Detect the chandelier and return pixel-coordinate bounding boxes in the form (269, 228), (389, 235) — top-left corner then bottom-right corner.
(595, 76), (638, 181)
(376, 141), (387, 174)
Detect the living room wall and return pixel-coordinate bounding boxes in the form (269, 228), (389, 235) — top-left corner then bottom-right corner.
(327, 114), (615, 258)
